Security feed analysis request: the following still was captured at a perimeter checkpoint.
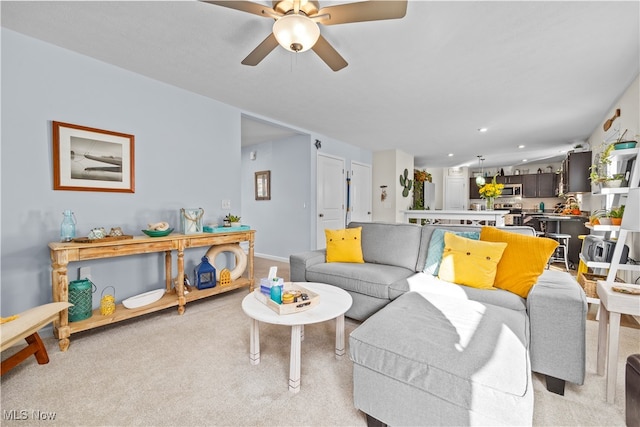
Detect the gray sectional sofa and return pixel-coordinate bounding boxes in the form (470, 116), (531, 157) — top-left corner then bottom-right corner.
(290, 221), (587, 426)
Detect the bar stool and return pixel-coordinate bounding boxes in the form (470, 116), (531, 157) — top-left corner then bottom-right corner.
(546, 232), (571, 271)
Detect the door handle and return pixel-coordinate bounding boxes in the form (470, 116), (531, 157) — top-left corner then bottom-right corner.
(319, 213), (324, 218)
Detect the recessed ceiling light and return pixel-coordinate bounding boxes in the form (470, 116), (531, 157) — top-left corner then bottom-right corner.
(478, 128), (488, 133)
(448, 153), (454, 157)
(518, 145), (525, 149)
(522, 159), (528, 162)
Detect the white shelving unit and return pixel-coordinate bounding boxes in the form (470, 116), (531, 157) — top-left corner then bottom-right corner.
(580, 146), (639, 302)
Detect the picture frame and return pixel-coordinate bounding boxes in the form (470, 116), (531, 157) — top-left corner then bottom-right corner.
(255, 170), (271, 200)
(52, 121), (135, 193)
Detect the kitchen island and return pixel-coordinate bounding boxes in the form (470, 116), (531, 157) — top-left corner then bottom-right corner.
(402, 209), (510, 226)
(529, 214), (589, 265)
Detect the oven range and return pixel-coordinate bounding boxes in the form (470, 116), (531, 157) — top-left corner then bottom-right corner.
(494, 203), (523, 225)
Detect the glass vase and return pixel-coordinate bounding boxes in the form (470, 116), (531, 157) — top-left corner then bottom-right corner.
(486, 197), (494, 210)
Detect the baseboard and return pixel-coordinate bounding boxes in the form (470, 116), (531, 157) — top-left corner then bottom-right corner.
(254, 253), (289, 263)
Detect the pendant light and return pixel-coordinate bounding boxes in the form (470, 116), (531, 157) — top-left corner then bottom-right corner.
(475, 156), (486, 186)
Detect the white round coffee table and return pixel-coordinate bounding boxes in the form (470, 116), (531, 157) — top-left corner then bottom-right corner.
(241, 282), (352, 393)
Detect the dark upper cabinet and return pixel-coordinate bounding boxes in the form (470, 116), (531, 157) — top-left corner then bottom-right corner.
(522, 173), (556, 198)
(469, 178), (481, 199)
(496, 175), (523, 184)
(523, 174), (538, 198)
(537, 173), (556, 197)
(565, 151), (592, 193)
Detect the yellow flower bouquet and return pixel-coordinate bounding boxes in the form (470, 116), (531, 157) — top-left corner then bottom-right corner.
(478, 176), (504, 209)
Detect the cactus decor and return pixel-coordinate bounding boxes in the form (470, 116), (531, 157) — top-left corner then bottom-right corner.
(399, 168), (413, 197)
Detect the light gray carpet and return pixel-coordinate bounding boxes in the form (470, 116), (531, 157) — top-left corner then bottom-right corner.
(2, 285), (638, 426)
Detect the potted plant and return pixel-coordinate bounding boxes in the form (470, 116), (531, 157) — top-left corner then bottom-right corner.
(604, 173), (625, 188)
(224, 213), (241, 227)
(609, 205), (625, 225)
(589, 142), (615, 186)
(588, 209), (608, 226)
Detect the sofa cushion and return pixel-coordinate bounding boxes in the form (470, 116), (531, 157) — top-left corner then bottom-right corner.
(350, 292), (531, 401)
(306, 262), (414, 299)
(405, 272), (527, 312)
(480, 226), (558, 298)
(423, 229), (480, 275)
(348, 222), (422, 271)
(438, 233), (507, 289)
(325, 227), (364, 263)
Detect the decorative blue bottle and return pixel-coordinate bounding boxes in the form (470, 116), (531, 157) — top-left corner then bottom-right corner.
(60, 210), (76, 242)
(270, 280), (282, 304)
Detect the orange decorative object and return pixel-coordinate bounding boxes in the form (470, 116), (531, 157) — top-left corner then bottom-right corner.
(219, 268), (231, 286)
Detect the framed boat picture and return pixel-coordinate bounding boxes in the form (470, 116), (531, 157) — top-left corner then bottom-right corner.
(52, 121), (135, 193)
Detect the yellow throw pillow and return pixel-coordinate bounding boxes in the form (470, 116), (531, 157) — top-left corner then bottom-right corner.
(438, 232), (507, 289)
(325, 227), (364, 263)
(480, 227), (558, 298)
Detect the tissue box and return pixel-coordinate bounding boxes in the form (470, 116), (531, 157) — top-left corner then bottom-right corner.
(259, 277), (284, 296)
(254, 283), (319, 315)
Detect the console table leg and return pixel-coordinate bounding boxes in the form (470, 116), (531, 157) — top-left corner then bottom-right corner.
(51, 252), (71, 351)
(176, 243), (185, 315)
(164, 251), (172, 292)
(58, 337), (70, 352)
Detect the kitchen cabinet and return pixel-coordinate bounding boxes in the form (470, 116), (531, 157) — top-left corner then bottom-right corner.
(496, 175), (522, 184)
(523, 173), (556, 198)
(469, 178), (481, 199)
(564, 151), (592, 193)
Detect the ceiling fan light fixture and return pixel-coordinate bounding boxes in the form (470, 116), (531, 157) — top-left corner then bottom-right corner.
(273, 14), (320, 53)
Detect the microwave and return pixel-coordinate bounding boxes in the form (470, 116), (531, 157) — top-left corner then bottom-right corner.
(500, 184), (522, 197)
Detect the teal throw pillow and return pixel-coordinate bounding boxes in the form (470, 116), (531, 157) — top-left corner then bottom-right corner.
(424, 229), (480, 275)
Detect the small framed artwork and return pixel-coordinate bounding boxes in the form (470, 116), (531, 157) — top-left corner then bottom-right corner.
(255, 170), (271, 200)
(52, 121), (135, 193)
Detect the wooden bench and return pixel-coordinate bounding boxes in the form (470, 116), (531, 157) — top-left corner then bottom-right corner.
(1, 302), (71, 375)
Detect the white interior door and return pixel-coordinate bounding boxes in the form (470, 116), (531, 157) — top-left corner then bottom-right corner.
(317, 153), (345, 249)
(350, 161), (372, 223)
(445, 177), (467, 210)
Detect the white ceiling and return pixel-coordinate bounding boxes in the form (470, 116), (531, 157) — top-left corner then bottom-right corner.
(2, 1), (639, 168)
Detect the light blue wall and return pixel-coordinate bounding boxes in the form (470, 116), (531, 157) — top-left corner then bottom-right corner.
(241, 134), (312, 261)
(240, 132), (374, 255)
(1, 29), (372, 315)
(1, 29), (243, 315)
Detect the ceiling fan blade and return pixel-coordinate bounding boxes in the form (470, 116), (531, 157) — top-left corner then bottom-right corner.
(200, 1), (278, 19)
(241, 33), (279, 66)
(316, 0), (407, 26)
(311, 35), (348, 72)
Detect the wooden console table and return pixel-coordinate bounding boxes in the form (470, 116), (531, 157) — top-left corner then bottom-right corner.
(49, 230), (255, 351)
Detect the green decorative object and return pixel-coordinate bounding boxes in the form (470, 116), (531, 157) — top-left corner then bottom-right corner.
(68, 279), (96, 322)
(399, 168), (413, 198)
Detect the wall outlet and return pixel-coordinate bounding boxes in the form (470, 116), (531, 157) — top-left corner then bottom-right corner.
(222, 199), (231, 210)
(79, 266), (92, 281)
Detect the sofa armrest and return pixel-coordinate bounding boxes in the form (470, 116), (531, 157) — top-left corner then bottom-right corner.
(527, 270), (587, 386)
(289, 250), (326, 282)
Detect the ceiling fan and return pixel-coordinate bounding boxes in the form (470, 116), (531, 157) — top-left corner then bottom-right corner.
(201, 0), (408, 71)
